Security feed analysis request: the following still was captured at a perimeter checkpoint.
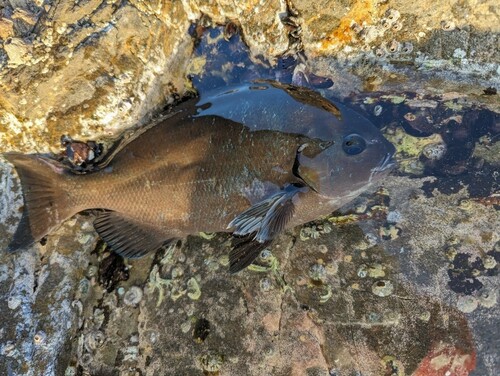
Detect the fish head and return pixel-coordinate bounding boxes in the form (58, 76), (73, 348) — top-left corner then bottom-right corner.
(295, 109), (396, 201)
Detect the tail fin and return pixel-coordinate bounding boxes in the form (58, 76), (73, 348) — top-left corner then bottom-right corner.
(4, 153), (74, 252)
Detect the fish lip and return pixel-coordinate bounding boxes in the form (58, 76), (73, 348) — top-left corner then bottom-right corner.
(372, 152), (397, 173)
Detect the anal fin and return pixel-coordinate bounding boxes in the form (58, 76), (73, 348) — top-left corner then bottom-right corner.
(94, 212), (173, 258)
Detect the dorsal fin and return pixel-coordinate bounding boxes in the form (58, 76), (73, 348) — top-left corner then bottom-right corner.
(94, 212), (172, 258)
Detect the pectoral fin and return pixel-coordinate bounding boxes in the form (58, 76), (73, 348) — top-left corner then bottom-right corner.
(227, 183), (306, 272)
(228, 183), (306, 242)
(94, 212), (173, 258)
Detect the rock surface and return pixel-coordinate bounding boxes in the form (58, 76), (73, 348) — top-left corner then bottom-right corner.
(0, 1), (499, 375)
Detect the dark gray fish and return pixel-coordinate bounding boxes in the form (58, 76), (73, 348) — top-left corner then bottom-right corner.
(5, 81), (395, 273)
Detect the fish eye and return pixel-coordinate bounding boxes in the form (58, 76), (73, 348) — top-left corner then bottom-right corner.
(342, 134), (366, 155)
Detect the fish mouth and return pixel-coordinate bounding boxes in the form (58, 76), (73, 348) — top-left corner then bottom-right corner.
(371, 152), (397, 174)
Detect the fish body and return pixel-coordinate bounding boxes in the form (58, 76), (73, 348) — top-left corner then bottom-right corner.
(5, 81), (395, 272)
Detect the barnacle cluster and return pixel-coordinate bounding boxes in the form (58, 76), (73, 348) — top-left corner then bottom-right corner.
(146, 261), (203, 305)
(299, 222), (332, 240)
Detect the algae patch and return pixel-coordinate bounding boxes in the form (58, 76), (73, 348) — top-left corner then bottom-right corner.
(385, 128), (444, 174)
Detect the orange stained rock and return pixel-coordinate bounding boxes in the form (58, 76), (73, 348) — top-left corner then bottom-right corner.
(413, 342), (476, 376)
(320, 0), (376, 51)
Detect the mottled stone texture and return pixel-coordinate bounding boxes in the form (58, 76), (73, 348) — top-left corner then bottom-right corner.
(0, 0), (193, 152)
(0, 0), (499, 375)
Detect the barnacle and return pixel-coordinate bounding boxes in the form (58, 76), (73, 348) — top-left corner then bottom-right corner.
(318, 244), (328, 254)
(65, 366), (77, 376)
(392, 21), (403, 31)
(381, 18), (392, 30)
(84, 330), (105, 352)
(401, 42), (413, 54)
(381, 355), (405, 376)
(350, 22), (363, 34)
(375, 48), (385, 57)
(422, 142), (447, 160)
(357, 264), (368, 278)
(441, 20), (456, 31)
(371, 280), (394, 297)
(259, 277), (273, 292)
(483, 255), (497, 269)
(248, 250), (279, 272)
(309, 263), (326, 282)
(86, 265), (98, 278)
(78, 278), (90, 296)
(200, 352), (224, 372)
(374, 105), (383, 116)
(123, 346), (139, 361)
(404, 112), (416, 121)
(387, 40), (400, 53)
(171, 266), (184, 278)
(456, 295), (478, 313)
(299, 224), (324, 240)
(385, 9), (401, 22)
(123, 286), (143, 306)
(478, 289), (497, 308)
(418, 311), (431, 322)
(34, 331), (46, 345)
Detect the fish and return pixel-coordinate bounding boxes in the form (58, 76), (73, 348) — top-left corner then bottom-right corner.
(4, 81), (396, 273)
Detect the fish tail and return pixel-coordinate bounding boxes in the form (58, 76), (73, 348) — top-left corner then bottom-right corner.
(4, 153), (76, 252)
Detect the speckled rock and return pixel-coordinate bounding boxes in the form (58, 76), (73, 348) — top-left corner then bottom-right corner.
(0, 0), (499, 375)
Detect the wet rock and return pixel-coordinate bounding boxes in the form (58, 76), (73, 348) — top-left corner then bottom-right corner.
(0, 1), (499, 375)
(0, 18), (14, 39)
(3, 37), (32, 67)
(0, 1), (193, 153)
